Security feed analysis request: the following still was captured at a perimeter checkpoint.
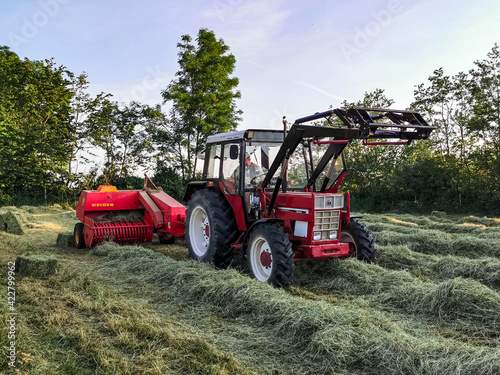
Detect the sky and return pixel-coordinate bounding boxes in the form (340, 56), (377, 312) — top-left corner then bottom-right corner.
(1, 0), (500, 131)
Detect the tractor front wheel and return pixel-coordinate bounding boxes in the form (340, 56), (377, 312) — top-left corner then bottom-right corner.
(185, 190), (237, 268)
(74, 222), (86, 249)
(246, 223), (294, 288)
(340, 221), (376, 263)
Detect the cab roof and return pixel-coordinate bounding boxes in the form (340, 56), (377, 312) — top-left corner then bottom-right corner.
(206, 129), (284, 144)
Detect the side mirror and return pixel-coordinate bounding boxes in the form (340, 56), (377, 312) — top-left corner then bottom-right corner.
(229, 145), (239, 160)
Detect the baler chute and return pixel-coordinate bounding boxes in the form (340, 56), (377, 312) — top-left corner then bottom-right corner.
(74, 178), (186, 248)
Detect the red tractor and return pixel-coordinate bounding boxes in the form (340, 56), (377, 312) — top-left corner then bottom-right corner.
(184, 108), (433, 287)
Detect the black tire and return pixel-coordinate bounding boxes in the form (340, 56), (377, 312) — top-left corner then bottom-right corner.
(74, 222), (86, 249)
(185, 190), (238, 268)
(246, 223), (295, 288)
(340, 221), (376, 263)
(159, 233), (176, 244)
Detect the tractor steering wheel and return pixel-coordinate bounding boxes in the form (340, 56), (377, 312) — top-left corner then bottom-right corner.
(250, 173), (267, 187)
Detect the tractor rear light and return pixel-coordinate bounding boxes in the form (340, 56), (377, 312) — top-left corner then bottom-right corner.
(313, 231), (321, 241)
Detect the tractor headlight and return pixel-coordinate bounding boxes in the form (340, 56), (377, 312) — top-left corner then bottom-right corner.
(333, 196), (344, 209)
(329, 230), (338, 240)
(315, 195), (344, 209)
(313, 231), (321, 241)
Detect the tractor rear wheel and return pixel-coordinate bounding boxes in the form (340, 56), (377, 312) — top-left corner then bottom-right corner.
(246, 223), (295, 288)
(340, 221), (376, 263)
(74, 222), (86, 249)
(186, 190), (237, 268)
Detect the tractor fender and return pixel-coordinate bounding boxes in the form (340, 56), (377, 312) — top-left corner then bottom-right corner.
(341, 215), (363, 226)
(183, 181), (214, 202)
(239, 218), (284, 250)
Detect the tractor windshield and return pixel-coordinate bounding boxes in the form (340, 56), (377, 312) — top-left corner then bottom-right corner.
(244, 142), (281, 188)
(256, 139), (346, 192)
(287, 142), (345, 191)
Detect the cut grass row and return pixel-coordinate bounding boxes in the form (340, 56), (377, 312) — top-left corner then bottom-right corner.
(363, 213), (500, 250)
(94, 243), (500, 375)
(0, 234), (259, 374)
(378, 244), (500, 291)
(372, 227), (500, 258)
(294, 258), (500, 345)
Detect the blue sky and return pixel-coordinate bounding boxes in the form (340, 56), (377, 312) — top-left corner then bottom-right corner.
(1, 0), (499, 130)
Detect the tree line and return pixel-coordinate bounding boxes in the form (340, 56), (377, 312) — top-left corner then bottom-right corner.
(0, 29), (240, 205)
(341, 44), (500, 214)
(0, 30), (498, 214)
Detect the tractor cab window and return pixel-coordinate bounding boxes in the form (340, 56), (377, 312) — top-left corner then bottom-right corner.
(288, 143), (310, 188)
(244, 143), (280, 189)
(222, 143), (241, 194)
(205, 144), (221, 179)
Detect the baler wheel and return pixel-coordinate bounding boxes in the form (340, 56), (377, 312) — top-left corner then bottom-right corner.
(340, 221), (376, 263)
(74, 222), (86, 249)
(186, 190), (237, 268)
(247, 223), (294, 288)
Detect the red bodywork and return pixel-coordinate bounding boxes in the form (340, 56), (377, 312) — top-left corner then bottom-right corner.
(76, 185), (186, 247)
(221, 180), (352, 261)
(263, 190), (351, 260)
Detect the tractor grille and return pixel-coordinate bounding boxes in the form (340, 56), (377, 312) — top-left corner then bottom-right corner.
(313, 210), (341, 241)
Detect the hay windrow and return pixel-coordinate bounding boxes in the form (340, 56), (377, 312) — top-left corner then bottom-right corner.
(374, 229), (500, 258)
(93, 243), (500, 374)
(3, 206), (500, 374)
(378, 244), (500, 291)
(382, 216), (419, 226)
(294, 258), (500, 338)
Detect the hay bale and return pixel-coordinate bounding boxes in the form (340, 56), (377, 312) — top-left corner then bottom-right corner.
(56, 232), (75, 247)
(0, 207), (24, 235)
(15, 255), (57, 278)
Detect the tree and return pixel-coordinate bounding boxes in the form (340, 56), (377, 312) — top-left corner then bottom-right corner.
(0, 46), (73, 198)
(87, 101), (154, 184)
(468, 43), (500, 149)
(66, 72), (116, 187)
(161, 28), (242, 179)
(337, 89), (398, 195)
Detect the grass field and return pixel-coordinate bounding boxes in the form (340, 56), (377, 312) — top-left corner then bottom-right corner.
(1, 206), (499, 374)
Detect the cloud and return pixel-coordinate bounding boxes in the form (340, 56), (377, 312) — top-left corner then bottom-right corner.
(202, 0), (290, 58)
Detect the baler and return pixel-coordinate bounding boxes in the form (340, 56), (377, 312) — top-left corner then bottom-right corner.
(74, 179), (186, 248)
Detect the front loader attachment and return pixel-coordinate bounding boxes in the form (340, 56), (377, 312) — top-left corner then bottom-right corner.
(261, 107), (435, 213)
(294, 107), (434, 144)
